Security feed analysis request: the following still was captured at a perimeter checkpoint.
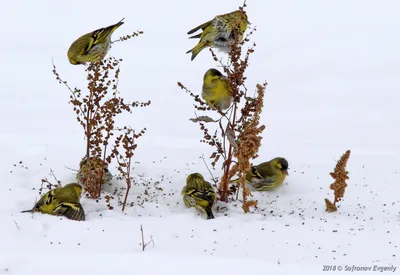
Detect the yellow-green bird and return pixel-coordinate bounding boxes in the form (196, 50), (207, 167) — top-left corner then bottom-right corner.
(182, 173), (217, 219)
(67, 18), (125, 65)
(21, 183), (85, 221)
(186, 10), (249, 61)
(202, 68), (233, 111)
(232, 158), (289, 191)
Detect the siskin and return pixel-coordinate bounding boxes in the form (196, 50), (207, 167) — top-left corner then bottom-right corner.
(182, 173), (217, 219)
(232, 158), (289, 191)
(76, 156), (113, 186)
(202, 68), (233, 111)
(21, 183), (85, 221)
(186, 10), (249, 61)
(67, 18), (124, 65)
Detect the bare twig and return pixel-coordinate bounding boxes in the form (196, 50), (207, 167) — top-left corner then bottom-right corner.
(121, 131), (134, 213)
(140, 225), (154, 251)
(65, 166), (79, 172)
(112, 30), (144, 44)
(141, 225), (145, 251)
(13, 221), (20, 230)
(50, 169), (62, 186)
(201, 155), (218, 184)
(145, 236), (155, 249)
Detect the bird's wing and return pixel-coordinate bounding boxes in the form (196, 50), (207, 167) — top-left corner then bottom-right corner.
(33, 190), (56, 209)
(251, 178), (278, 190)
(82, 20), (124, 55)
(81, 35), (96, 55)
(187, 20), (212, 35)
(53, 202), (85, 221)
(251, 163), (276, 179)
(221, 77), (232, 93)
(186, 188), (210, 201)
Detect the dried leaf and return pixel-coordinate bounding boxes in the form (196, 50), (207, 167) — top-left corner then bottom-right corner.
(226, 128), (238, 153)
(189, 116), (218, 123)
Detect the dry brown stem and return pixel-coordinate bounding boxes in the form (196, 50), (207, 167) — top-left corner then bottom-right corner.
(140, 225), (154, 251)
(111, 127), (146, 212)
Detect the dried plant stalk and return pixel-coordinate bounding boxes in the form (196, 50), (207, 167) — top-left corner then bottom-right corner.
(235, 83), (266, 209)
(52, 30), (149, 199)
(325, 149), (351, 212)
(112, 127), (146, 212)
(178, 3), (266, 210)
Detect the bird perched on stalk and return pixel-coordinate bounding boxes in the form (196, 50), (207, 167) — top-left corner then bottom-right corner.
(67, 18), (125, 65)
(186, 10), (249, 60)
(182, 173), (217, 219)
(232, 158), (289, 191)
(202, 68), (233, 111)
(21, 183), (85, 221)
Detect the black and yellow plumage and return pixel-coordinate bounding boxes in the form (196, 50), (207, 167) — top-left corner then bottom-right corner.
(232, 158), (289, 191)
(67, 18), (125, 65)
(202, 68), (233, 111)
(182, 173), (217, 219)
(21, 183), (85, 221)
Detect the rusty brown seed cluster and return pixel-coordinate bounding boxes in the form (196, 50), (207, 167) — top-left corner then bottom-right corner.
(325, 149), (351, 212)
(77, 156), (110, 198)
(234, 83), (267, 210)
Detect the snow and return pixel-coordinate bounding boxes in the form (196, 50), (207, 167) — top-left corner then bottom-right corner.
(1, 0), (399, 274)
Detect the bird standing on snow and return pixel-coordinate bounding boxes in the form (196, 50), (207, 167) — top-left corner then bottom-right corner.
(202, 68), (233, 111)
(21, 183), (85, 221)
(182, 173), (217, 219)
(67, 18), (125, 65)
(186, 10), (249, 61)
(232, 158), (289, 191)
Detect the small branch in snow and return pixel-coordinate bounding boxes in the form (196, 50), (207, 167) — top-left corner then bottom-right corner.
(13, 221), (20, 231)
(140, 225), (154, 251)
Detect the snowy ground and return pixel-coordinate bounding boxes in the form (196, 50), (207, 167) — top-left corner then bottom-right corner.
(1, 0), (399, 274)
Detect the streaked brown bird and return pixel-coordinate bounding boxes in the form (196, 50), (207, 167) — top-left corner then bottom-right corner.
(186, 10), (249, 60)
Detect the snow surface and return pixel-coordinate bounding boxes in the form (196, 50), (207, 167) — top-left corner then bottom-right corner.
(1, 0), (399, 274)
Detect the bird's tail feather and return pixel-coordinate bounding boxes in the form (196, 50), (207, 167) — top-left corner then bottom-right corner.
(186, 41), (207, 61)
(205, 207), (215, 220)
(189, 33), (202, 39)
(20, 209), (33, 213)
(187, 20), (211, 35)
(109, 19), (125, 33)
